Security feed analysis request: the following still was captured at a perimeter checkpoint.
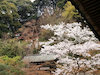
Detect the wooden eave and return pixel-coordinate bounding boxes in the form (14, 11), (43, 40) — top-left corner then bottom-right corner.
(70, 0), (100, 40)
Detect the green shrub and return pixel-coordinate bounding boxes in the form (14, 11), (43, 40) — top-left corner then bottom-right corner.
(0, 63), (24, 75)
(62, 1), (81, 21)
(0, 63), (9, 71)
(0, 39), (27, 57)
(0, 56), (25, 75)
(0, 56), (24, 67)
(39, 29), (54, 42)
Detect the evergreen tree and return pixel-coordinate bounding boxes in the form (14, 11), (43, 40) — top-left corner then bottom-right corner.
(7, 0), (38, 23)
(0, 0), (20, 37)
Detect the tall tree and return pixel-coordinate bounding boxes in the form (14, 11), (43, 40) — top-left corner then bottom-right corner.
(0, 0), (20, 37)
(7, 0), (38, 23)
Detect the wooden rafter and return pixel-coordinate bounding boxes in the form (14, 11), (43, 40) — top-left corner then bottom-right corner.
(70, 0), (100, 40)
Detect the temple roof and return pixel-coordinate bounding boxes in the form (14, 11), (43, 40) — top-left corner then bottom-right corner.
(22, 54), (57, 63)
(70, 0), (100, 40)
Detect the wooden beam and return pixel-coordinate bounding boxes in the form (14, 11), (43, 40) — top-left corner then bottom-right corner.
(70, 0), (100, 40)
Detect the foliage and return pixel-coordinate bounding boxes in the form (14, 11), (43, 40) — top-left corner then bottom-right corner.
(33, 0), (56, 12)
(0, 39), (27, 57)
(40, 22), (100, 75)
(37, 1), (82, 25)
(0, 56), (24, 75)
(0, 63), (24, 75)
(0, 0), (21, 37)
(0, 56), (24, 67)
(0, 55), (24, 75)
(33, 47), (41, 54)
(0, 0), (39, 37)
(7, 0), (38, 22)
(62, 1), (81, 21)
(39, 29), (54, 42)
(56, 0), (67, 9)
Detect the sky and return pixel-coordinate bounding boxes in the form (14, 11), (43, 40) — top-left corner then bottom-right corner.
(30, 0), (35, 2)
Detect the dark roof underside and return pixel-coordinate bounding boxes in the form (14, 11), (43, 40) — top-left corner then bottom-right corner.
(70, 0), (100, 40)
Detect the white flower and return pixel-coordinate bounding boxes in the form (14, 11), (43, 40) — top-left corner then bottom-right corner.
(40, 22), (100, 75)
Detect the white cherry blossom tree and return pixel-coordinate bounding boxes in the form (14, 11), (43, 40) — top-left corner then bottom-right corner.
(40, 22), (100, 75)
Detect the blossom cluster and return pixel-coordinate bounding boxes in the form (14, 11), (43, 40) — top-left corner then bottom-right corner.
(40, 22), (100, 75)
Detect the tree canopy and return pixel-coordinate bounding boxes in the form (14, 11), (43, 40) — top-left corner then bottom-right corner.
(0, 0), (38, 37)
(62, 1), (80, 20)
(0, 0), (81, 37)
(0, 0), (20, 37)
(7, 0), (38, 22)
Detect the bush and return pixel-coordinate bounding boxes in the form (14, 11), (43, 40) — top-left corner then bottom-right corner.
(39, 29), (54, 42)
(62, 1), (81, 21)
(0, 56), (24, 67)
(0, 64), (9, 75)
(0, 56), (25, 75)
(0, 39), (27, 57)
(0, 63), (24, 75)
